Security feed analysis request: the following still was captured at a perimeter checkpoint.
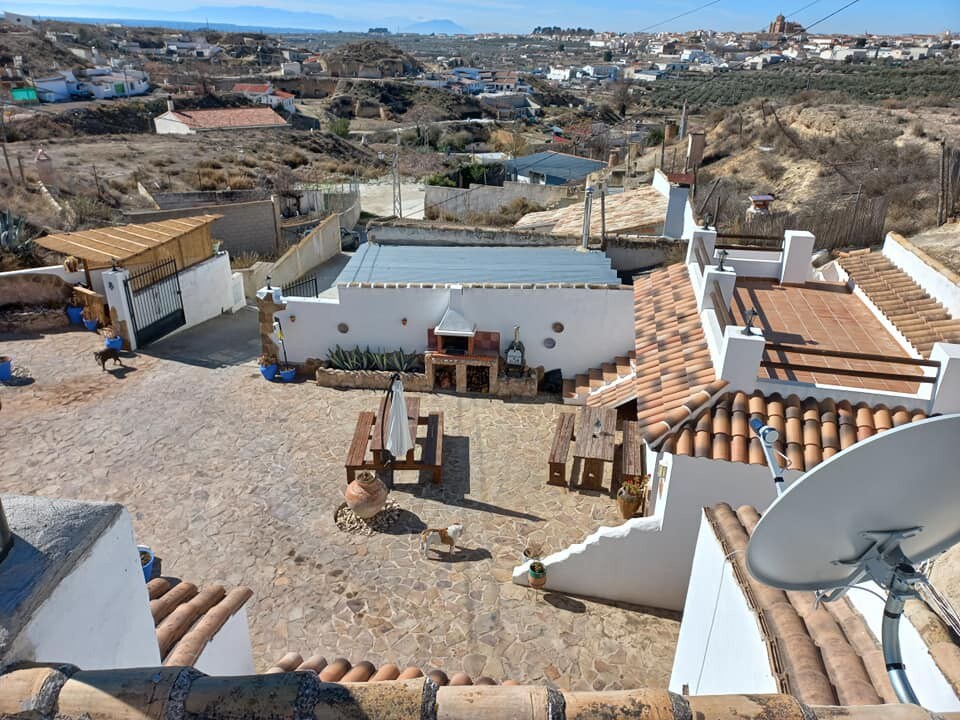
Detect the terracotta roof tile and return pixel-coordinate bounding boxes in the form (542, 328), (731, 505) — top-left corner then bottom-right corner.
(168, 107), (287, 130)
(707, 503), (960, 706)
(662, 392), (929, 472)
(838, 251), (960, 356)
(232, 83), (271, 93)
(147, 577), (252, 666)
(267, 652), (509, 685)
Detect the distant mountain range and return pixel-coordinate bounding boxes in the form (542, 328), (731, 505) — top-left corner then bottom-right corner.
(8, 3), (470, 34)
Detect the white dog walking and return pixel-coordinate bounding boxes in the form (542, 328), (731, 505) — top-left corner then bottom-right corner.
(419, 523), (464, 558)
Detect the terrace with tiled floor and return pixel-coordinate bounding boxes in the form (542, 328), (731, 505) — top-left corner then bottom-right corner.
(730, 279), (923, 393)
(0, 318), (679, 690)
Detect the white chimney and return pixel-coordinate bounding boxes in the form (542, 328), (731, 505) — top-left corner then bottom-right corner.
(166, 98), (174, 112)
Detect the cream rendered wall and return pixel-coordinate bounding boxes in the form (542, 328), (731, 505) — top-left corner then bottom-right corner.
(513, 454), (800, 610)
(7, 511), (161, 669)
(669, 514), (778, 696)
(276, 285), (635, 376)
(194, 607), (256, 676)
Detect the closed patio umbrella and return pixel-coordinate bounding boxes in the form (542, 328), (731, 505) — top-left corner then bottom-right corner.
(385, 374), (414, 462)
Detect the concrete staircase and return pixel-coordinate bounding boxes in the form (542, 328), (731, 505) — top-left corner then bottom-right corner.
(839, 250), (960, 356)
(561, 351), (635, 405)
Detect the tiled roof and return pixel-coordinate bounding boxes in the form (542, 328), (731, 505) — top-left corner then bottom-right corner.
(565, 264), (722, 417)
(273, 90), (295, 99)
(707, 503), (960, 705)
(659, 391), (928, 472)
(706, 503), (894, 705)
(633, 264), (720, 423)
(267, 652), (515, 686)
(147, 577), (253, 666)
(168, 107), (287, 130)
(838, 249), (960, 356)
(233, 83), (271, 93)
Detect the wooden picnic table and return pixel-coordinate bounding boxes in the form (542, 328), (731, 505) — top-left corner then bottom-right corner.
(371, 395), (420, 464)
(345, 395), (444, 486)
(573, 406), (617, 490)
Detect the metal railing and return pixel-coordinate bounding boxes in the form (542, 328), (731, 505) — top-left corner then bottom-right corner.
(282, 276), (319, 298)
(761, 343), (940, 385)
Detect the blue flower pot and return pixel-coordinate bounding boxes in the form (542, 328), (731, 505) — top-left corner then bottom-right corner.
(66, 305), (84, 325)
(104, 336), (123, 351)
(279, 367), (297, 383)
(260, 363), (278, 381)
(0, 356), (11, 383)
(138, 545), (155, 582)
(83, 318), (98, 332)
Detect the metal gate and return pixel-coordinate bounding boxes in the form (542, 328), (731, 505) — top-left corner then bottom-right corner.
(124, 258), (185, 347)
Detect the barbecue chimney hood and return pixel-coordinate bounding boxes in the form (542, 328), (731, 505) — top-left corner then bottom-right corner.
(434, 307), (476, 338)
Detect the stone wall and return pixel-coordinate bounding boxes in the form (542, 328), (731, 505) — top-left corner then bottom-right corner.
(125, 200), (281, 257)
(0, 308), (69, 334)
(0, 272), (72, 309)
(423, 181), (572, 222)
(315, 367), (433, 392)
(366, 220), (580, 247)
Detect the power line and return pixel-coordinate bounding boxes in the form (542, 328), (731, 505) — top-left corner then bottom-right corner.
(784, 0), (823, 19)
(637, 0), (724, 34)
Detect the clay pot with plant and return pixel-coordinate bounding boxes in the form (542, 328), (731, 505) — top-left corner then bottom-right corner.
(258, 352), (279, 381)
(616, 474), (648, 520)
(344, 471), (389, 519)
(528, 560), (547, 589)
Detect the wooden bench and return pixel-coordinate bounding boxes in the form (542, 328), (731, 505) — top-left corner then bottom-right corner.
(345, 411), (376, 483)
(548, 413), (575, 487)
(620, 420), (646, 509)
(421, 412), (443, 485)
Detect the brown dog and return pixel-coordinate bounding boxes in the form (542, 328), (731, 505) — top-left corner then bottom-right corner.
(93, 348), (123, 371)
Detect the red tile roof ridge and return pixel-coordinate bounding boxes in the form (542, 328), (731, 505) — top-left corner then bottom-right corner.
(266, 652), (507, 685)
(149, 576), (253, 665)
(657, 391), (929, 472)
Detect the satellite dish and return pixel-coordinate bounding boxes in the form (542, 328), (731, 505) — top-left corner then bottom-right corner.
(745, 414), (960, 706)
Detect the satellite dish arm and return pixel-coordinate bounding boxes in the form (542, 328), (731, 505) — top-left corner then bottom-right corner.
(750, 418), (786, 496)
(883, 586), (921, 705)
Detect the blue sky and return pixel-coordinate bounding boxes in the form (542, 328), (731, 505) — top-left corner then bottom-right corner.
(6, 0), (958, 34)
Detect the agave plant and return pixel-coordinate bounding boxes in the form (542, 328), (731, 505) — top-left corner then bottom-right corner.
(0, 211), (31, 256)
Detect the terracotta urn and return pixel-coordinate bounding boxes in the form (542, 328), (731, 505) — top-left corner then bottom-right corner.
(345, 471), (388, 519)
(616, 486), (642, 520)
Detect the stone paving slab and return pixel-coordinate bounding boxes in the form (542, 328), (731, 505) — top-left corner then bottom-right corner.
(0, 325), (679, 690)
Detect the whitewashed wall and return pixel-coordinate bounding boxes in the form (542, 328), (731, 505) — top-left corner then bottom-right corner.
(0, 264), (108, 294)
(194, 607), (256, 676)
(6, 510), (161, 669)
(669, 513), (778, 696)
(513, 454), (800, 610)
(882, 233), (960, 318)
(154, 114), (193, 134)
(276, 284), (634, 376)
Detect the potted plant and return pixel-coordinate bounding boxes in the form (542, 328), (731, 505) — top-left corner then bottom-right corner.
(258, 352), (279, 381)
(81, 306), (99, 332)
(66, 292), (84, 325)
(528, 560), (547, 589)
(279, 366), (297, 382)
(616, 474), (648, 520)
(0, 355), (11, 383)
(103, 327), (123, 351)
(138, 545), (155, 582)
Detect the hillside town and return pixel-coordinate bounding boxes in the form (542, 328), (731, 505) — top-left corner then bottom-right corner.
(1, 4), (960, 720)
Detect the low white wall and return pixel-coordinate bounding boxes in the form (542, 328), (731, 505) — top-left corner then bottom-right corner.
(513, 454), (800, 610)
(276, 284), (634, 376)
(669, 514), (777, 696)
(0, 264), (108, 294)
(175, 252), (236, 331)
(194, 606), (256, 676)
(883, 233), (960, 318)
(7, 510), (161, 669)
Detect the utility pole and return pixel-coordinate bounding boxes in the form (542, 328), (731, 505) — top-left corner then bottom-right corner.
(16, 154), (24, 184)
(937, 139), (946, 226)
(392, 127), (402, 219)
(0, 109), (13, 181)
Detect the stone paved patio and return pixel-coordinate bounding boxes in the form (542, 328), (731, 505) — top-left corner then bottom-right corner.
(0, 319), (679, 690)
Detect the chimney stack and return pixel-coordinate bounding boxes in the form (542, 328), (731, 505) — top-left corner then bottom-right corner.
(166, 98), (174, 112)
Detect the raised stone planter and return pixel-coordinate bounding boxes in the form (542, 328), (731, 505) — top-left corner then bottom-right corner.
(497, 370), (539, 399)
(315, 366), (433, 392)
(0, 308), (69, 334)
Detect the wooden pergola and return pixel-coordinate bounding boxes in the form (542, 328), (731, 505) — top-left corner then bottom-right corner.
(33, 215), (222, 287)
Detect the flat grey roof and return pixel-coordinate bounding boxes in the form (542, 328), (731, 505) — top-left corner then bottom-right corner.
(336, 244), (621, 285)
